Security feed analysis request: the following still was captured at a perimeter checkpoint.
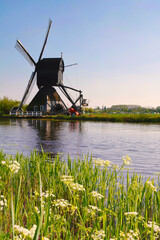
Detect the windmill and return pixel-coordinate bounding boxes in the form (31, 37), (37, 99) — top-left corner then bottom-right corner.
(14, 19), (87, 115)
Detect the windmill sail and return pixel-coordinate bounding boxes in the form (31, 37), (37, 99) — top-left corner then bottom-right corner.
(18, 71), (36, 109)
(38, 19), (52, 61)
(15, 40), (36, 66)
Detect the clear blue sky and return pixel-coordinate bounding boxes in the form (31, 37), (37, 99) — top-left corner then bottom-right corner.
(1, 0), (160, 108)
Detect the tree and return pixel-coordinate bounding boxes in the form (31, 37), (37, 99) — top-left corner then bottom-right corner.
(0, 97), (20, 114)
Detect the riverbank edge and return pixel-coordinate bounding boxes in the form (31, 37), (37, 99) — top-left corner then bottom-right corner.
(1, 113), (160, 123)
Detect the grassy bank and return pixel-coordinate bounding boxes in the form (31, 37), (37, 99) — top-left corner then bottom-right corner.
(2, 113), (160, 123)
(52, 113), (160, 123)
(0, 151), (160, 239)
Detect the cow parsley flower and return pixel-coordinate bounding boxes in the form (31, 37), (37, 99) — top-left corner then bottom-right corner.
(124, 212), (138, 216)
(14, 224), (37, 239)
(61, 175), (85, 192)
(89, 205), (102, 212)
(42, 237), (50, 240)
(0, 195), (7, 210)
(122, 155), (132, 165)
(146, 181), (157, 192)
(53, 199), (72, 209)
(61, 175), (74, 184)
(147, 221), (160, 232)
(120, 229), (140, 239)
(8, 160), (20, 173)
(93, 158), (112, 167)
(41, 190), (55, 198)
(69, 182), (85, 192)
(91, 191), (104, 199)
(91, 229), (105, 240)
(34, 206), (40, 214)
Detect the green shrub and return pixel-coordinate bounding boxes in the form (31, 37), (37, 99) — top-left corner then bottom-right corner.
(0, 97), (20, 114)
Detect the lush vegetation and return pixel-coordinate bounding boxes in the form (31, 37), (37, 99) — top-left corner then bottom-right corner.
(0, 97), (28, 115)
(37, 113), (160, 123)
(84, 105), (160, 114)
(104, 105), (156, 114)
(1, 96), (160, 123)
(0, 150), (160, 239)
(0, 97), (20, 115)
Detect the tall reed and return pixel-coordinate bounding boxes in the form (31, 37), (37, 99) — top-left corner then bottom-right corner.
(0, 150), (159, 239)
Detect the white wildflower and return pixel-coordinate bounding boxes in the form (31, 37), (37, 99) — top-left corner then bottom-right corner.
(14, 224), (37, 239)
(122, 155), (132, 165)
(124, 212), (138, 216)
(61, 175), (74, 184)
(1, 161), (6, 165)
(120, 230), (140, 239)
(93, 158), (112, 167)
(43, 237), (50, 240)
(91, 191), (104, 199)
(29, 225), (37, 238)
(41, 190), (55, 198)
(126, 232), (134, 240)
(112, 164), (119, 170)
(69, 182), (85, 191)
(34, 206), (40, 214)
(89, 205), (102, 212)
(61, 176), (85, 192)
(129, 229), (139, 237)
(8, 160), (20, 173)
(91, 229), (105, 240)
(0, 200), (4, 206)
(14, 225), (30, 237)
(146, 181), (157, 192)
(53, 199), (72, 209)
(0, 195), (7, 210)
(147, 221), (160, 232)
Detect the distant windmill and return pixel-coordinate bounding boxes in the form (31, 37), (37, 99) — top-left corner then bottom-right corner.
(14, 19), (88, 115)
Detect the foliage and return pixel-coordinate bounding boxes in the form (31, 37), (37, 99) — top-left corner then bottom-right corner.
(44, 113), (160, 123)
(0, 97), (28, 115)
(104, 105), (155, 114)
(0, 97), (20, 115)
(83, 107), (94, 113)
(0, 150), (159, 239)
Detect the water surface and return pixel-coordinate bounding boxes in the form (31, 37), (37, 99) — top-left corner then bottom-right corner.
(0, 119), (160, 177)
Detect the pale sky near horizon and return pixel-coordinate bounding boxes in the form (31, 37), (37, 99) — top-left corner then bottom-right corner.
(1, 0), (160, 108)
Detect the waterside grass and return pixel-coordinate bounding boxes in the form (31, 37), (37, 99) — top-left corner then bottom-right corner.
(51, 113), (160, 123)
(4, 113), (160, 123)
(0, 151), (160, 239)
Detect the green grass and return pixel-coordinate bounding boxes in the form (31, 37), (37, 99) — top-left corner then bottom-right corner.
(4, 113), (160, 123)
(0, 151), (160, 239)
(58, 113), (160, 123)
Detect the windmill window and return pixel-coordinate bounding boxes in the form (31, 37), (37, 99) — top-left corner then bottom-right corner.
(40, 105), (44, 111)
(34, 106), (38, 112)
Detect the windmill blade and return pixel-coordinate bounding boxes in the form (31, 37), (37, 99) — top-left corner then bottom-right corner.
(22, 73), (37, 105)
(65, 63), (78, 68)
(38, 19), (52, 62)
(15, 39), (36, 66)
(18, 71), (37, 109)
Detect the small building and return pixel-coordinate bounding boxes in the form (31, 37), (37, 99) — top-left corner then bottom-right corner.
(27, 87), (66, 114)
